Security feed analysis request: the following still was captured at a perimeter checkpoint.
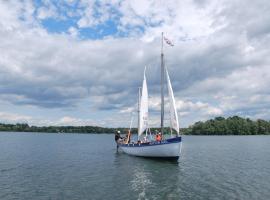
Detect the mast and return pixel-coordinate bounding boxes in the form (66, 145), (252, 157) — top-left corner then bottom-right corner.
(137, 87), (141, 140)
(161, 32), (165, 135)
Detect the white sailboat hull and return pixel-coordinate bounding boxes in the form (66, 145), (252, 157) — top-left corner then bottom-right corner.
(119, 137), (182, 159)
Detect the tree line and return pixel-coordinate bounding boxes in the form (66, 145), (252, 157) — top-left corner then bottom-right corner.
(0, 123), (120, 134)
(0, 116), (270, 135)
(182, 116), (270, 135)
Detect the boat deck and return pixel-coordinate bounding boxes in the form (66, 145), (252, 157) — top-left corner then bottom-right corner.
(119, 136), (181, 147)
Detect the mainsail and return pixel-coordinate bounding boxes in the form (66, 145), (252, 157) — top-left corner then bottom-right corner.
(138, 68), (148, 137)
(165, 67), (180, 135)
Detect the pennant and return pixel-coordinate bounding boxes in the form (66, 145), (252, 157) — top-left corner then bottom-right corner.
(164, 36), (174, 46)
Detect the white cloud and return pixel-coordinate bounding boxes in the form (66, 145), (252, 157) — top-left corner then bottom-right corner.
(0, 0), (269, 127)
(37, 1), (58, 20)
(57, 116), (98, 126)
(0, 112), (32, 123)
(77, 0), (115, 28)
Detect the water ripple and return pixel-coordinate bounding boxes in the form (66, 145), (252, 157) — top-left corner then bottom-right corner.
(0, 133), (270, 200)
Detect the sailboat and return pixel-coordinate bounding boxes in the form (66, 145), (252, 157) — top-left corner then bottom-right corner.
(118, 33), (182, 159)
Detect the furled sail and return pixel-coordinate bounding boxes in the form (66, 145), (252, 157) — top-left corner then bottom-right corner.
(166, 67), (179, 135)
(138, 68), (148, 137)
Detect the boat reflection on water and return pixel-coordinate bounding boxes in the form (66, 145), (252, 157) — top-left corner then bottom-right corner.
(131, 167), (154, 200)
(114, 152), (183, 200)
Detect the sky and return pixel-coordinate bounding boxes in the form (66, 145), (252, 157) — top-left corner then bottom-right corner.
(0, 0), (269, 128)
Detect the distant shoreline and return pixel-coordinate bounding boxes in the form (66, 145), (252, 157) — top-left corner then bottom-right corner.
(0, 131), (269, 136)
(1, 116), (269, 135)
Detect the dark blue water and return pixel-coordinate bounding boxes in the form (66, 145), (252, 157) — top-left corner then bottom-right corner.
(0, 132), (270, 200)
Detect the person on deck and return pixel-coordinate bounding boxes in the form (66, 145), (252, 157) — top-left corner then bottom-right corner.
(115, 131), (122, 142)
(155, 133), (161, 142)
(126, 130), (131, 144)
(123, 133), (129, 144)
(143, 136), (147, 143)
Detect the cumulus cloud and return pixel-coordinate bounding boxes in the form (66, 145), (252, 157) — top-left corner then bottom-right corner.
(0, 112), (32, 123)
(0, 0), (269, 127)
(37, 1), (58, 20)
(57, 116), (98, 126)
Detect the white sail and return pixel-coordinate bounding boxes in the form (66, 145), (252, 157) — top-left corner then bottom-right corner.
(166, 67), (180, 135)
(138, 69), (148, 137)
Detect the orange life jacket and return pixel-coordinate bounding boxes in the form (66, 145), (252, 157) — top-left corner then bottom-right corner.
(156, 134), (161, 141)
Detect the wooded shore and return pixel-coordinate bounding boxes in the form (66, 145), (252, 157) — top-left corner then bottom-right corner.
(1, 116), (270, 135)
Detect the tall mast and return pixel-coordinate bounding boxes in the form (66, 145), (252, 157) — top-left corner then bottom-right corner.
(161, 32), (165, 135)
(137, 87), (141, 140)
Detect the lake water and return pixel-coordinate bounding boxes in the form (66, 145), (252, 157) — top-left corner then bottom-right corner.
(0, 132), (270, 200)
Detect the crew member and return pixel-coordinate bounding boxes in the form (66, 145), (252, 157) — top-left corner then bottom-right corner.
(155, 133), (161, 142)
(115, 130), (122, 142)
(115, 130), (123, 152)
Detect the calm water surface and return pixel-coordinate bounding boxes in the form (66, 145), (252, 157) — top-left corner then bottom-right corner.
(0, 132), (270, 200)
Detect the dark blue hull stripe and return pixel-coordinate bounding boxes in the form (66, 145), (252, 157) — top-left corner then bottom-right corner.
(142, 156), (180, 160)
